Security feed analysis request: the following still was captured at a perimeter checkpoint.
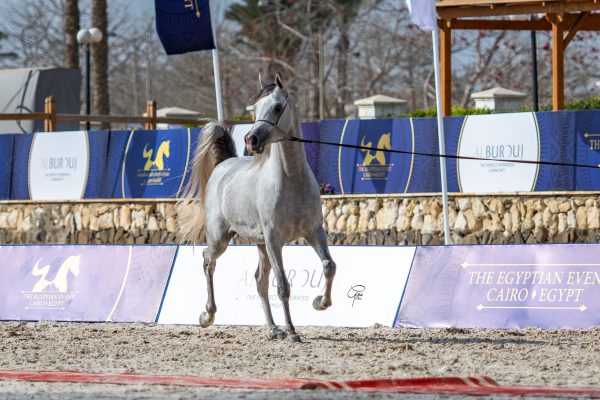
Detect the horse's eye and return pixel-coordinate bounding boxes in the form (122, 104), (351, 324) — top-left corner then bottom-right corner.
(274, 104), (282, 113)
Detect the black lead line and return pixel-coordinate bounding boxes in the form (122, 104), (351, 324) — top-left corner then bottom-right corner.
(287, 137), (600, 170)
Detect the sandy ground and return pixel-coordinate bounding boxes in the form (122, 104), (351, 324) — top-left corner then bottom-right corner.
(0, 322), (599, 398)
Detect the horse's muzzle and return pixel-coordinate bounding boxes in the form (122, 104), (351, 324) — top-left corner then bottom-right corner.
(245, 132), (263, 154)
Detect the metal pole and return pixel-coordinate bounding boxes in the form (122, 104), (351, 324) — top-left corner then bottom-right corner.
(212, 49), (224, 123)
(432, 29), (452, 245)
(531, 30), (539, 112)
(85, 44), (91, 131)
(208, 1), (224, 122)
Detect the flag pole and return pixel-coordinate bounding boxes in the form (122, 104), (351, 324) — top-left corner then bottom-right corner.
(212, 49), (224, 122)
(432, 27), (452, 245)
(209, 1), (224, 123)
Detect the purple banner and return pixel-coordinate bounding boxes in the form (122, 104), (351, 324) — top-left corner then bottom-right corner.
(0, 245), (176, 322)
(396, 244), (600, 329)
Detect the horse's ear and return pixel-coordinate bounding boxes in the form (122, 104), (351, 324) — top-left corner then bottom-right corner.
(258, 72), (268, 89)
(275, 73), (283, 89)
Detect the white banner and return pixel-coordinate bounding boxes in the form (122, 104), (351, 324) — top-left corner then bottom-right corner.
(230, 124), (253, 157)
(28, 131), (89, 200)
(158, 245), (415, 327)
(457, 112), (540, 193)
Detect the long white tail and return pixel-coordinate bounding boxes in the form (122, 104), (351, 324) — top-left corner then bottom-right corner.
(176, 122), (237, 243)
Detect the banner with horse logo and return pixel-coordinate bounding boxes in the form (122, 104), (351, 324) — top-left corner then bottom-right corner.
(318, 118), (428, 194)
(0, 245), (176, 322)
(11, 131), (108, 200)
(106, 128), (200, 198)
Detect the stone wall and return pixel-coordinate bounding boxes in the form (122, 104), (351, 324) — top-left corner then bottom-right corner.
(1, 193), (600, 245)
(0, 201), (178, 245)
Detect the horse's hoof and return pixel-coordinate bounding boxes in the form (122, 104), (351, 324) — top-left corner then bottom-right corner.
(288, 334), (302, 343)
(270, 327), (286, 340)
(312, 295), (327, 311)
(199, 311), (214, 328)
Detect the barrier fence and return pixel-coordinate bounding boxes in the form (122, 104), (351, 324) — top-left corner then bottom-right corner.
(0, 109), (599, 200)
(2, 242), (600, 329)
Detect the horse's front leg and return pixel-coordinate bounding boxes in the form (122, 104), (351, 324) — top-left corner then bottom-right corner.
(199, 238), (229, 328)
(305, 227), (336, 311)
(256, 244), (286, 340)
(264, 233), (301, 343)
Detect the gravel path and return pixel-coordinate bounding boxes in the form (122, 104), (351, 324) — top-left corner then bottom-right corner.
(0, 322), (599, 398)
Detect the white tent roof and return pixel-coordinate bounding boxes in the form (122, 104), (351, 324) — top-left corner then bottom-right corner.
(354, 94), (406, 106)
(471, 87), (526, 99)
(145, 106), (201, 118)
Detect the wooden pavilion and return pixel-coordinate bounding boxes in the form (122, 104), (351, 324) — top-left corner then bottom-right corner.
(435, 0), (600, 115)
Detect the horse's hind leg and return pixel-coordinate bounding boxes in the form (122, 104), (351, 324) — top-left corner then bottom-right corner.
(256, 244), (285, 340)
(264, 235), (301, 343)
(199, 238), (230, 328)
(306, 227), (336, 311)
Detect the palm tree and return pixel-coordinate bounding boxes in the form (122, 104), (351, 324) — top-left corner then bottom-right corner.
(92, 0), (110, 126)
(63, 0), (80, 69)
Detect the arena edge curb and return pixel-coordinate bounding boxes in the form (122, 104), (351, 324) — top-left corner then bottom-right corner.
(1, 370), (600, 397)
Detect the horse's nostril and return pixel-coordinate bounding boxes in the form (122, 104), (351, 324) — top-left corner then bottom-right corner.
(251, 135), (258, 146)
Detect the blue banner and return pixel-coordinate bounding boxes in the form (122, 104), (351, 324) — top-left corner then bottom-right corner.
(0, 134), (14, 199)
(301, 121), (320, 179)
(11, 131), (108, 200)
(574, 111), (600, 190)
(155, 0), (215, 55)
(107, 128), (200, 198)
(317, 118), (439, 194)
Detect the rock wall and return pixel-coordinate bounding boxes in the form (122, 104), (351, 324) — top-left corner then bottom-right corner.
(1, 194), (599, 245)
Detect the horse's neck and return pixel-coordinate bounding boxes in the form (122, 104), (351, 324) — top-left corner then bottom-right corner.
(268, 124), (309, 179)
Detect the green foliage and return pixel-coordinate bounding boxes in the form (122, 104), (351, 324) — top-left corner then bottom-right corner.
(524, 97), (600, 112)
(227, 114), (254, 123)
(398, 107), (493, 118)
(565, 97), (600, 110)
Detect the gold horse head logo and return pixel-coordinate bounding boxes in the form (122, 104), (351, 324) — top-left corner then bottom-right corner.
(32, 255), (81, 293)
(143, 140), (171, 171)
(360, 133), (391, 165)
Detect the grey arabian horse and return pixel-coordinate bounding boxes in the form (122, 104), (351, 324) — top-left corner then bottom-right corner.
(177, 75), (336, 342)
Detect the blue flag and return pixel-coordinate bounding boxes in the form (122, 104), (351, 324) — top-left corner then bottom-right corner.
(155, 0), (215, 55)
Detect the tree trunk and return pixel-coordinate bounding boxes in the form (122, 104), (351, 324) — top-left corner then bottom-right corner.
(92, 0), (110, 127)
(336, 29), (350, 118)
(308, 35), (320, 121)
(63, 0), (79, 69)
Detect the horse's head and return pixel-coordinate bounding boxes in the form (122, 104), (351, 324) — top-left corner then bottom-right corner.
(162, 140), (171, 158)
(245, 74), (298, 154)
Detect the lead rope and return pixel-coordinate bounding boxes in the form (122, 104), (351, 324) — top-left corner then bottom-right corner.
(286, 137), (600, 170)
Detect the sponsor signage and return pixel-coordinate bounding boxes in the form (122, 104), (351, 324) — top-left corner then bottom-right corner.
(29, 131), (89, 200)
(456, 113), (540, 193)
(11, 131), (108, 200)
(396, 244), (600, 329)
(0, 245), (176, 322)
(120, 129), (198, 198)
(575, 110), (600, 190)
(158, 245), (414, 327)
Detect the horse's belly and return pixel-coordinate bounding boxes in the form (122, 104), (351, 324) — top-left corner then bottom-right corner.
(230, 224), (264, 244)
